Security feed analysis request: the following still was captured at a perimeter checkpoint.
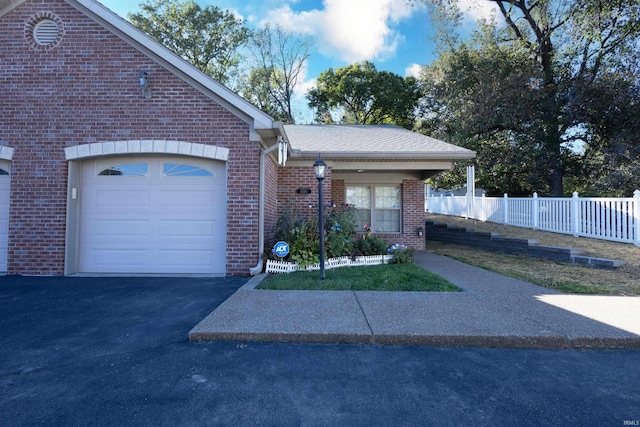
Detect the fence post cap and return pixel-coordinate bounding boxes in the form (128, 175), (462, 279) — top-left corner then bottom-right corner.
(634, 189), (640, 197)
(572, 191), (579, 197)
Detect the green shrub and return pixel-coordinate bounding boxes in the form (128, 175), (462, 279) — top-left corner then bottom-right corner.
(389, 246), (416, 264)
(324, 205), (357, 258)
(326, 205), (357, 236)
(354, 236), (388, 256)
(325, 228), (354, 258)
(274, 198), (304, 243)
(289, 218), (320, 268)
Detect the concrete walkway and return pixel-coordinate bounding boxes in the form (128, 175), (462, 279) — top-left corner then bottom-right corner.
(189, 252), (640, 349)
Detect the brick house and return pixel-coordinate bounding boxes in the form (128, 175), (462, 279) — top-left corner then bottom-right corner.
(0, 0), (474, 277)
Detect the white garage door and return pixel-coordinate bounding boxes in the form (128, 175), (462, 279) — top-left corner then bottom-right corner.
(79, 156), (226, 274)
(0, 161), (10, 272)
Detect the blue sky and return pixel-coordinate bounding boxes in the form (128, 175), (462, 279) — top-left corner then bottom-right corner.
(98, 0), (498, 121)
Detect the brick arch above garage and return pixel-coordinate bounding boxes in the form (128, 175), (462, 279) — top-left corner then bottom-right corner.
(64, 140), (229, 162)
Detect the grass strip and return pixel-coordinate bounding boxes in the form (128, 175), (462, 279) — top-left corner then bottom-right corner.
(427, 242), (620, 295)
(257, 263), (460, 292)
(425, 213), (640, 296)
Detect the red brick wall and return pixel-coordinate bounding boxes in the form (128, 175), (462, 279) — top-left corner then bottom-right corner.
(0, 0), (260, 275)
(401, 180), (426, 250)
(331, 179), (345, 208)
(276, 165), (332, 227)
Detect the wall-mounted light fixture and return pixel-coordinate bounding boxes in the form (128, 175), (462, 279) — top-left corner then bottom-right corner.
(417, 226), (424, 237)
(138, 71), (148, 87)
(138, 71), (152, 99)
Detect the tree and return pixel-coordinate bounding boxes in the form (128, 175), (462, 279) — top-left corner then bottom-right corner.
(418, 33), (563, 195)
(306, 61), (420, 129)
(242, 25), (313, 124)
(419, 0), (640, 196)
(128, 0), (250, 88)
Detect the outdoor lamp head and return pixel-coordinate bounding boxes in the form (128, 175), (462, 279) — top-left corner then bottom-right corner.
(313, 156), (326, 180)
(138, 71), (148, 87)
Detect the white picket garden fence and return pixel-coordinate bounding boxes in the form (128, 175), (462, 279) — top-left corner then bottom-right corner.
(427, 190), (640, 246)
(266, 255), (394, 274)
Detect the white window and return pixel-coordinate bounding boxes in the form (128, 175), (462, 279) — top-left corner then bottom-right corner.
(346, 185), (401, 233)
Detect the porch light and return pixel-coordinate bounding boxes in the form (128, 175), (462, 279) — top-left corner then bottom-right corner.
(314, 156), (326, 180)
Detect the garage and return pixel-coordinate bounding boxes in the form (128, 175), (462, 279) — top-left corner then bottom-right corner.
(0, 161), (10, 273)
(78, 156), (226, 275)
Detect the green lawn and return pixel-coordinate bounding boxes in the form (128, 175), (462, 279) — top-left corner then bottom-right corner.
(257, 263), (461, 292)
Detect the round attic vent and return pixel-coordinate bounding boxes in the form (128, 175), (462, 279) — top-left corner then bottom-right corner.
(33, 19), (59, 45)
(25, 12), (64, 50)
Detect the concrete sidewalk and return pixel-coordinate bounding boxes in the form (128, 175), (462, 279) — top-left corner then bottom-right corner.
(189, 252), (640, 349)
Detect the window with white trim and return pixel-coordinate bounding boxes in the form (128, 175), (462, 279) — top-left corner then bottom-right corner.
(346, 185), (401, 233)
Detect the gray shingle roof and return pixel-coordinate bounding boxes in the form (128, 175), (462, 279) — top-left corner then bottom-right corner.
(284, 124), (475, 160)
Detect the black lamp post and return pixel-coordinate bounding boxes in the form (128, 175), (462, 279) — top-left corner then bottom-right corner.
(314, 156), (327, 280)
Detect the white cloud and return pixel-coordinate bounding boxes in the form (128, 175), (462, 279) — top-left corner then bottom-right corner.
(405, 63), (422, 78)
(226, 8), (244, 21)
(262, 0), (419, 64)
(457, 0), (500, 23)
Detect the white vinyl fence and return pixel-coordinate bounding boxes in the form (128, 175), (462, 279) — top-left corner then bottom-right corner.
(426, 190), (640, 246)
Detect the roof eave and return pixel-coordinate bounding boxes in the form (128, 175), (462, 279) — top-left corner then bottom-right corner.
(256, 122), (287, 146)
(0, 0), (23, 16)
(290, 150), (476, 160)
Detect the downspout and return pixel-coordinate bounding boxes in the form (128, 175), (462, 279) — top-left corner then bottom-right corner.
(249, 141), (281, 275)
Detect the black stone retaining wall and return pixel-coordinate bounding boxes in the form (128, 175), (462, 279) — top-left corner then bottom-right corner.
(425, 220), (625, 269)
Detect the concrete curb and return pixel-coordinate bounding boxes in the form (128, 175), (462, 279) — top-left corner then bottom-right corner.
(189, 253), (640, 349)
(189, 330), (640, 349)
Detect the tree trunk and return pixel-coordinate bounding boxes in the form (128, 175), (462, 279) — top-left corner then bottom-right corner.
(548, 166), (564, 197)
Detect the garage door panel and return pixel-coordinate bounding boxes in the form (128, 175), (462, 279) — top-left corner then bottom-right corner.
(159, 219), (219, 238)
(93, 219), (149, 238)
(79, 156), (226, 274)
(95, 189), (151, 208)
(159, 189), (218, 208)
(159, 249), (217, 268)
(90, 248), (149, 267)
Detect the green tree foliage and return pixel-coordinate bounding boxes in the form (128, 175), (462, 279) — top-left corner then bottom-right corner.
(128, 0), (249, 88)
(418, 0), (640, 196)
(306, 61), (420, 129)
(242, 25), (313, 124)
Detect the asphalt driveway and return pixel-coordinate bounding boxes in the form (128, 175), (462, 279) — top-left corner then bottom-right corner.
(1, 276), (639, 426)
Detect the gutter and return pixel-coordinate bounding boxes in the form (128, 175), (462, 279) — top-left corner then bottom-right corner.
(249, 141), (281, 276)
(289, 150), (476, 160)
